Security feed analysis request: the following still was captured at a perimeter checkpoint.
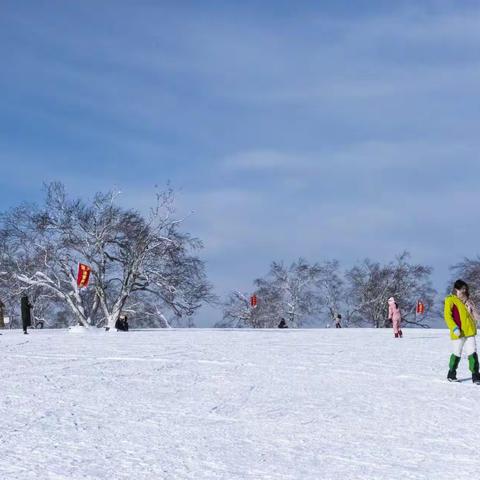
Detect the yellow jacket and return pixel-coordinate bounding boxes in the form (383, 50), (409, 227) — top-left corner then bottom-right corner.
(444, 294), (477, 339)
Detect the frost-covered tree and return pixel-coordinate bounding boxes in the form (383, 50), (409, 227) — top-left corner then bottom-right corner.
(218, 291), (259, 328)
(315, 260), (344, 325)
(0, 282), (19, 328)
(122, 292), (173, 328)
(0, 182), (213, 329)
(449, 257), (480, 306)
(261, 259), (324, 327)
(221, 259), (325, 328)
(345, 252), (435, 328)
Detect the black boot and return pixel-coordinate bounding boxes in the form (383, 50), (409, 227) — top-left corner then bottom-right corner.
(448, 354), (460, 382)
(447, 369), (458, 382)
(469, 353), (480, 384)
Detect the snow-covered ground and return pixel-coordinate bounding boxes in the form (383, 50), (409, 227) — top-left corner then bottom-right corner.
(0, 328), (478, 480)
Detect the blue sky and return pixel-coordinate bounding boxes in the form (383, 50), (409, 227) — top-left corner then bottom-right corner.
(1, 1), (480, 326)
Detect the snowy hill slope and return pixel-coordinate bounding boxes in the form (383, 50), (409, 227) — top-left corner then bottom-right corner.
(0, 328), (478, 480)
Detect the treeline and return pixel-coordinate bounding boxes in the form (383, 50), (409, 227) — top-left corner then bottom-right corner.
(2, 183), (479, 330)
(218, 253), (477, 328)
(0, 182), (214, 329)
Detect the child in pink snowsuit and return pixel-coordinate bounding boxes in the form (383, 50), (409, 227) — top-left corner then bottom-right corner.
(388, 297), (403, 338)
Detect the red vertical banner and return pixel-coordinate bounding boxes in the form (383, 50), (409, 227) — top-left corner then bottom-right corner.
(416, 301), (425, 315)
(250, 295), (257, 307)
(77, 263), (91, 288)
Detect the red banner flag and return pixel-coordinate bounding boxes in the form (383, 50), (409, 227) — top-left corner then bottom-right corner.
(250, 295), (257, 307)
(77, 263), (91, 288)
(416, 301), (425, 315)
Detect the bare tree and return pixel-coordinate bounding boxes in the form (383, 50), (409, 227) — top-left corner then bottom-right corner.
(0, 182), (213, 329)
(218, 291), (258, 328)
(345, 252), (435, 328)
(123, 292), (173, 328)
(450, 257), (480, 307)
(0, 187), (100, 326)
(315, 260), (344, 326)
(252, 279), (287, 328)
(221, 259), (324, 328)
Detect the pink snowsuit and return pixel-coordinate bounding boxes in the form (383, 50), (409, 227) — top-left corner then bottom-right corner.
(388, 298), (402, 335)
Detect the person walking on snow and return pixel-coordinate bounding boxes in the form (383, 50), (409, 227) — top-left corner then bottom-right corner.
(445, 279), (480, 384)
(388, 297), (402, 338)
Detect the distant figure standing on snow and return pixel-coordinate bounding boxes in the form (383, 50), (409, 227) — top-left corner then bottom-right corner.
(335, 314), (342, 328)
(21, 295), (33, 335)
(115, 315), (129, 332)
(388, 297), (402, 338)
(278, 318), (288, 329)
(444, 279), (480, 384)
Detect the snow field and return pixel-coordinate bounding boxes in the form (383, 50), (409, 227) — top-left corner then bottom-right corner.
(0, 328), (478, 480)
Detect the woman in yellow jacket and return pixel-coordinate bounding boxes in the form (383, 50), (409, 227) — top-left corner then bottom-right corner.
(444, 279), (480, 384)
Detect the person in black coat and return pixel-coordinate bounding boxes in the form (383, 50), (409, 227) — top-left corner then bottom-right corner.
(115, 315), (129, 332)
(278, 318), (288, 329)
(21, 295), (33, 334)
